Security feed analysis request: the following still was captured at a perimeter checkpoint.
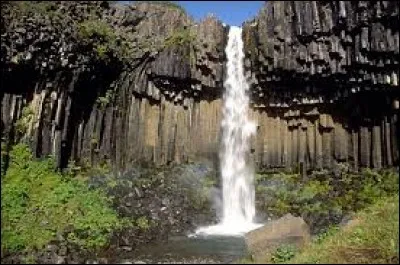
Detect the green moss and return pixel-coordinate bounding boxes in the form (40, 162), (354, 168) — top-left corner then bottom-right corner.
(1, 138), (8, 176)
(14, 105), (35, 136)
(136, 216), (150, 231)
(96, 89), (115, 109)
(90, 138), (99, 145)
(1, 144), (131, 253)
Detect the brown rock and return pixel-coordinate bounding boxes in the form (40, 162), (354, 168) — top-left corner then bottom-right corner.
(244, 214), (311, 262)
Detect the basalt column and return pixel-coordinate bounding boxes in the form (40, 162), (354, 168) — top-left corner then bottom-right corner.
(243, 1), (399, 171)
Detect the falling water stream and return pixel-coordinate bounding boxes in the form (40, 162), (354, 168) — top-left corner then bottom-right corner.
(194, 26), (262, 236)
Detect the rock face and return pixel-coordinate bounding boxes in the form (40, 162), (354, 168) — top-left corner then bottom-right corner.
(1, 1), (399, 172)
(244, 214), (311, 262)
(243, 1), (399, 171)
(1, 1), (226, 170)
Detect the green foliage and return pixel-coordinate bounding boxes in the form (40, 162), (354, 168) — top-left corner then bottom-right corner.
(14, 1), (60, 19)
(77, 20), (115, 43)
(136, 216), (150, 231)
(203, 174), (217, 188)
(163, 28), (196, 48)
(159, 27), (197, 63)
(289, 195), (399, 264)
(188, 174), (216, 211)
(135, 1), (186, 13)
(14, 105), (34, 136)
(1, 144), (130, 253)
(76, 19), (129, 61)
(96, 89), (115, 109)
(313, 225), (340, 243)
(271, 244), (297, 263)
(159, 1), (186, 12)
(256, 167), (399, 221)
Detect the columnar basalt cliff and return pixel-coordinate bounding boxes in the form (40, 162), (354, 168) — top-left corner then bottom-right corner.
(1, 1), (226, 170)
(1, 1), (399, 172)
(243, 1), (399, 171)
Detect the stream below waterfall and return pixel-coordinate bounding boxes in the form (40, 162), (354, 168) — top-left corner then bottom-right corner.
(106, 235), (247, 264)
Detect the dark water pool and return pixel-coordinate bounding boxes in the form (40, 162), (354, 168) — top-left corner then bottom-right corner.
(116, 235), (248, 264)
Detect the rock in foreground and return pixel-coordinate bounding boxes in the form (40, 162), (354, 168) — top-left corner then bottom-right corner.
(244, 214), (311, 262)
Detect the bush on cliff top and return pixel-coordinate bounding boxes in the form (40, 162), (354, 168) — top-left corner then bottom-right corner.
(1, 144), (131, 253)
(13, 1), (60, 18)
(76, 19), (131, 62)
(134, 1), (186, 13)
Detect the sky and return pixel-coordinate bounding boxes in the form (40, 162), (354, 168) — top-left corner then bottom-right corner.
(177, 1), (265, 26)
(119, 1), (265, 26)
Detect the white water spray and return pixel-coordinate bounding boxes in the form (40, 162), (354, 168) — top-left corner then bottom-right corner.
(194, 26), (262, 236)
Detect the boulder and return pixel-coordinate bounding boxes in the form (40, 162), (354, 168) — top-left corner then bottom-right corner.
(244, 214), (311, 262)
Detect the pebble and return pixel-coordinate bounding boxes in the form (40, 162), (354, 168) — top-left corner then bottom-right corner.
(56, 256), (66, 264)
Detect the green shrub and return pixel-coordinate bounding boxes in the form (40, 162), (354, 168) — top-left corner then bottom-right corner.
(313, 225), (340, 243)
(77, 20), (115, 43)
(76, 19), (128, 61)
(271, 244), (297, 263)
(1, 143), (130, 252)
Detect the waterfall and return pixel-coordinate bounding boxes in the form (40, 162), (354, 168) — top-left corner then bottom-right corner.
(193, 26), (262, 236)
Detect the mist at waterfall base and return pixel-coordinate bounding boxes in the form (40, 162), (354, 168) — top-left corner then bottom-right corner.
(192, 26), (263, 237)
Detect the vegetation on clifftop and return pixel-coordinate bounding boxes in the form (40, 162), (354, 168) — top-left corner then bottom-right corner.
(134, 1), (186, 13)
(13, 1), (61, 18)
(77, 19), (130, 62)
